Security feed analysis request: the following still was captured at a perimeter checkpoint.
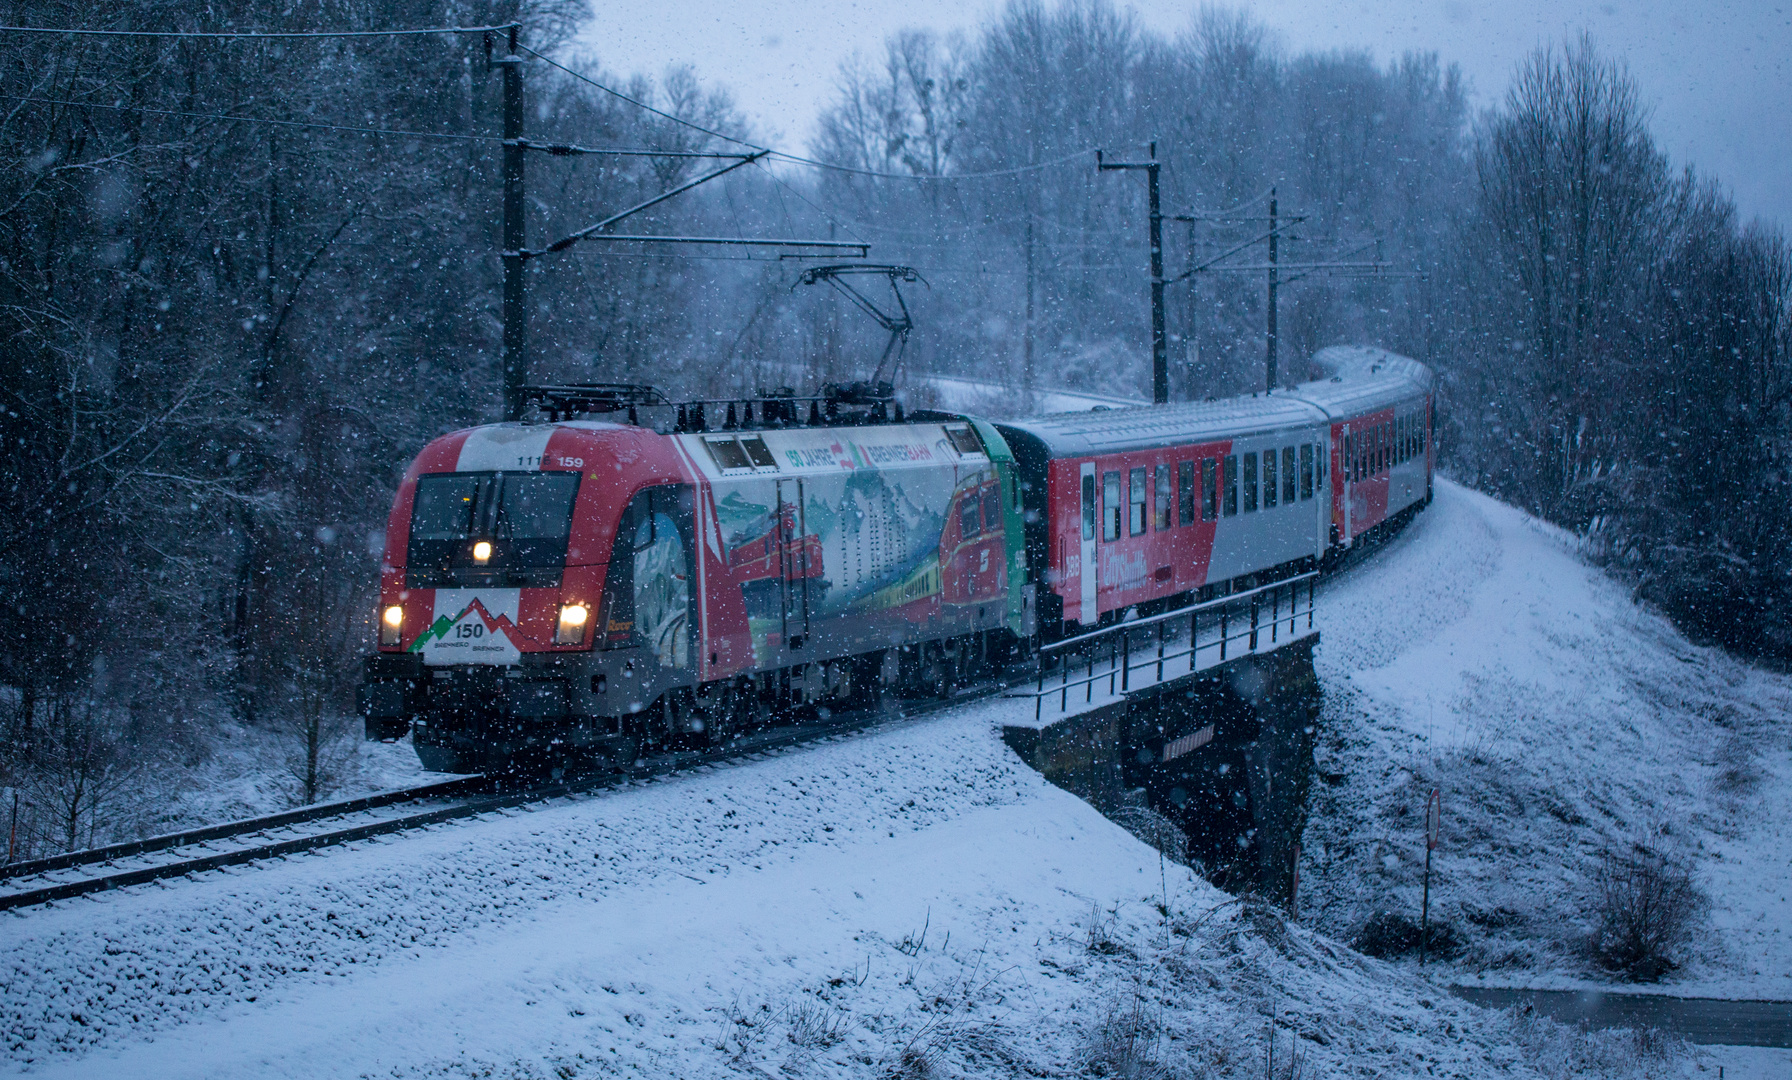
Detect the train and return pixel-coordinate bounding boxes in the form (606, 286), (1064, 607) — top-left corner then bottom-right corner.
(358, 345), (1434, 773)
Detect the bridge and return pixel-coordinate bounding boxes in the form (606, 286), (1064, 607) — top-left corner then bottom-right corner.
(1000, 573), (1321, 907)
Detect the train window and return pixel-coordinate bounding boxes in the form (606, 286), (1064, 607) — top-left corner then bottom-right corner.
(1223, 456), (1238, 516)
(959, 494), (980, 538)
(945, 425), (984, 455)
(1103, 471), (1122, 541)
(704, 436), (752, 472)
(741, 436), (777, 470)
(981, 484), (1002, 534)
(1154, 466), (1173, 530)
(1129, 468), (1147, 535)
(409, 471), (584, 589)
(497, 472), (582, 542)
(1282, 446), (1296, 503)
(410, 474), (482, 541)
(1178, 460), (1197, 526)
(1242, 453), (1258, 512)
(1262, 449), (1277, 508)
(1201, 459), (1217, 521)
(1082, 474), (1097, 541)
(1300, 444), (1314, 499)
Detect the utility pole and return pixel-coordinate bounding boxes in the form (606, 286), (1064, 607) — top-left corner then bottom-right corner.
(497, 25), (527, 422)
(1266, 187), (1278, 392)
(1023, 215), (1036, 399)
(1098, 143), (1167, 405)
(489, 36), (865, 421)
(1172, 190), (1416, 395)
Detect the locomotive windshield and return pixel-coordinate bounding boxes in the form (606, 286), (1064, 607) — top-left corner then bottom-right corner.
(406, 471), (581, 588)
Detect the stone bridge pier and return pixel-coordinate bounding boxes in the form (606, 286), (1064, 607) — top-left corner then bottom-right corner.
(1001, 585), (1321, 908)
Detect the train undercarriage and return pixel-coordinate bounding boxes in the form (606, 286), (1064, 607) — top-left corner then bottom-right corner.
(361, 629), (1027, 776)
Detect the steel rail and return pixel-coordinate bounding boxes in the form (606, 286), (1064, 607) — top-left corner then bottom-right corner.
(1, 775), (487, 882)
(0, 672), (1021, 913)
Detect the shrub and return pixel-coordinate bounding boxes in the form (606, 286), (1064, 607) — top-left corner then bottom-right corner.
(1589, 847), (1704, 981)
(1353, 910), (1461, 960)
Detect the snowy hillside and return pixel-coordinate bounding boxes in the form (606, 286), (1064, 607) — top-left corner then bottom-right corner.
(3, 478), (1784, 1078)
(1303, 480), (1792, 999)
(0, 715), (1685, 1076)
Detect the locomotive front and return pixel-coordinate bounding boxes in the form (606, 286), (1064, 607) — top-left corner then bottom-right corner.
(357, 421), (690, 773)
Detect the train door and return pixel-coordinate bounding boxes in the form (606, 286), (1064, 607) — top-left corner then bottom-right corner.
(600, 485), (695, 668)
(776, 478), (809, 649)
(1340, 423), (1353, 544)
(1078, 462), (1098, 624)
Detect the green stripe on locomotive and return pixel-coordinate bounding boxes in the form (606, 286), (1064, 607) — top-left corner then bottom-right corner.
(960, 416), (1030, 637)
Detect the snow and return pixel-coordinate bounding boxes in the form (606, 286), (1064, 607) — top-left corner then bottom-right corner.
(1302, 479), (1792, 1000)
(0, 705), (1684, 1078)
(1691, 1045), (1792, 1079)
(921, 373), (1148, 416)
(3, 478), (1784, 1076)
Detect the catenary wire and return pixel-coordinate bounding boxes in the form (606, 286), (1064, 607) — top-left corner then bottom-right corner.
(768, 147), (1092, 181)
(2, 94), (730, 157)
(0, 23), (516, 39)
(517, 43), (767, 152)
(2, 94), (503, 141)
(519, 44), (1093, 184)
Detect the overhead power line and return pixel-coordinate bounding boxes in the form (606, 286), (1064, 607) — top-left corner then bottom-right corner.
(516, 138), (751, 159)
(516, 44), (767, 152)
(1, 94), (500, 142)
(0, 23), (516, 39)
(2, 95), (737, 159)
(519, 43), (1093, 184)
(768, 148), (1093, 182)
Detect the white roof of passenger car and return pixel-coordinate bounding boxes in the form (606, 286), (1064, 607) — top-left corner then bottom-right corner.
(1288, 346), (1433, 418)
(994, 393), (1326, 457)
(994, 346), (1431, 457)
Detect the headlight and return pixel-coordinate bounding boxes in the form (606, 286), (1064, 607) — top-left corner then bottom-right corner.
(380, 605), (404, 646)
(555, 603), (589, 646)
(472, 540), (493, 564)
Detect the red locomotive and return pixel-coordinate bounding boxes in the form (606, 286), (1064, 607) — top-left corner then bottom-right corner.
(360, 348), (1432, 773)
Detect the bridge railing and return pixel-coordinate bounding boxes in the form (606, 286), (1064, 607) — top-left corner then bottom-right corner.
(1009, 571), (1318, 721)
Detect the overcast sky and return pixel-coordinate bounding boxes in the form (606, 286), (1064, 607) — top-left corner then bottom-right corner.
(580, 1), (1791, 227)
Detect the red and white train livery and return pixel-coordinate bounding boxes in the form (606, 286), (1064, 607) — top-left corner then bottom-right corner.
(359, 346), (1433, 772)
(994, 346), (1432, 631)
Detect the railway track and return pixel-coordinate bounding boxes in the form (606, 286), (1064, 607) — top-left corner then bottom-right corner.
(0, 676), (1020, 914)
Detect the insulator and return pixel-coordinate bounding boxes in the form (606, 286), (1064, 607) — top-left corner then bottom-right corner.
(628, 404), (639, 426)
(725, 402), (737, 429)
(742, 402), (754, 425)
(677, 404), (688, 432)
(694, 402), (707, 430)
(808, 400), (822, 426)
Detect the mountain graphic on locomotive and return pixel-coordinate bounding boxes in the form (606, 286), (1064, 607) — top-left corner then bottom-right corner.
(359, 347), (1434, 774)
